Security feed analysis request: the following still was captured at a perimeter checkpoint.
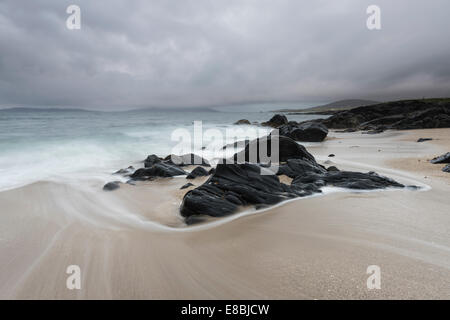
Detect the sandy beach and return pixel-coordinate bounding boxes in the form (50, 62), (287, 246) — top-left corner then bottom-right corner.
(1, 129), (449, 299)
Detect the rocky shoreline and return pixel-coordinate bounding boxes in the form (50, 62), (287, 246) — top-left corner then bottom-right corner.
(105, 100), (450, 224)
(107, 116), (415, 224)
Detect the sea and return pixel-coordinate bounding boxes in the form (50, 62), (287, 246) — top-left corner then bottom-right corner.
(0, 104), (328, 191)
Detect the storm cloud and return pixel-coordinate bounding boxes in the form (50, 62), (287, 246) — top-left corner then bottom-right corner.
(0, 0), (449, 109)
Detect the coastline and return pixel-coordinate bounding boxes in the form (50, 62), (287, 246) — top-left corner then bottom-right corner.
(1, 129), (449, 299)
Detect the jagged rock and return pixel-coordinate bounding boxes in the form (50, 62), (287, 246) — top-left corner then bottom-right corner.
(131, 162), (186, 179)
(180, 163), (300, 220)
(180, 183), (194, 189)
(103, 181), (121, 191)
(208, 168), (216, 175)
(165, 153), (210, 167)
(144, 154), (162, 168)
(234, 119), (251, 125)
(278, 122), (328, 142)
(318, 99), (450, 131)
(231, 135), (315, 164)
(261, 114), (288, 128)
(430, 152), (450, 164)
(443, 164), (450, 173)
(186, 167), (209, 179)
(180, 147), (406, 222)
(292, 171), (404, 190)
(276, 158), (327, 178)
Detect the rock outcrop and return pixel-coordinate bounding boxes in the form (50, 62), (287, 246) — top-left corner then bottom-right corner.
(261, 114), (288, 128)
(180, 135), (407, 223)
(186, 166), (209, 179)
(278, 122), (328, 142)
(317, 99), (450, 131)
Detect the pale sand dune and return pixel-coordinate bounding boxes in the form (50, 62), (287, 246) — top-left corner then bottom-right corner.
(0, 129), (449, 299)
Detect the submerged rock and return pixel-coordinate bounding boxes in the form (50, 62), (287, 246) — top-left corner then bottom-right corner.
(186, 166), (209, 179)
(278, 122), (328, 142)
(430, 152), (450, 164)
(103, 181), (121, 191)
(114, 166), (135, 176)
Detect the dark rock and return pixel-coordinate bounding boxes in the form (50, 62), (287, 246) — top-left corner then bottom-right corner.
(234, 119), (251, 125)
(327, 166), (340, 172)
(231, 135), (315, 164)
(317, 99), (450, 131)
(292, 171), (404, 190)
(328, 154), (335, 157)
(208, 168), (216, 175)
(276, 158), (326, 178)
(417, 138), (433, 142)
(261, 114), (288, 128)
(180, 183), (194, 189)
(180, 163), (299, 219)
(278, 122), (328, 142)
(221, 139), (249, 150)
(443, 164), (450, 173)
(180, 159), (405, 221)
(144, 154), (162, 168)
(114, 166), (135, 176)
(186, 166), (209, 179)
(430, 152), (450, 164)
(130, 162), (186, 180)
(165, 153), (210, 167)
(103, 181), (121, 191)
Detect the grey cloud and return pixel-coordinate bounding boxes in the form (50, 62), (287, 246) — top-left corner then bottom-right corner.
(0, 0), (449, 110)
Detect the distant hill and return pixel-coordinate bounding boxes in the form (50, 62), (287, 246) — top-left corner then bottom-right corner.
(0, 107), (92, 112)
(127, 106), (219, 113)
(273, 99), (380, 114)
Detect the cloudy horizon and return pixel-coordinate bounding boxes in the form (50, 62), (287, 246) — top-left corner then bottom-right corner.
(0, 0), (449, 110)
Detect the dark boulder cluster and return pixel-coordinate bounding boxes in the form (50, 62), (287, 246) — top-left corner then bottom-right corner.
(104, 153), (212, 190)
(278, 121), (329, 142)
(180, 135), (407, 223)
(317, 99), (450, 132)
(443, 165), (450, 173)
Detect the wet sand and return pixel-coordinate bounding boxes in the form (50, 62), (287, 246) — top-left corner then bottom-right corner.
(0, 129), (449, 299)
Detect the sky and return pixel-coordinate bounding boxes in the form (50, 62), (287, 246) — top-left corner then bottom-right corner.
(0, 0), (449, 110)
